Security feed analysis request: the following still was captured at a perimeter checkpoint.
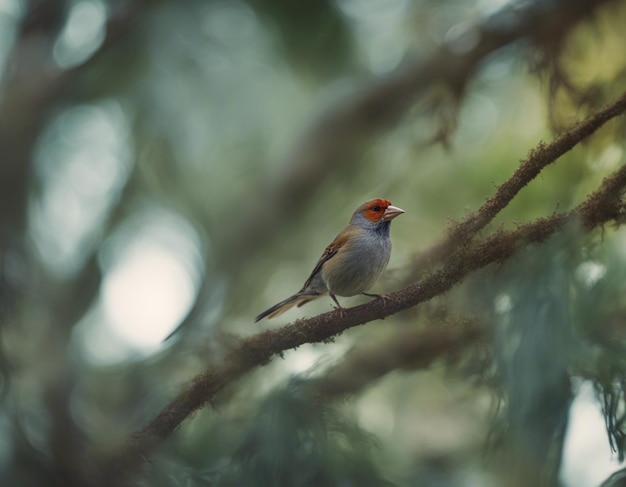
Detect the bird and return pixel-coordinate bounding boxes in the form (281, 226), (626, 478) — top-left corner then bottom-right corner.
(255, 198), (404, 322)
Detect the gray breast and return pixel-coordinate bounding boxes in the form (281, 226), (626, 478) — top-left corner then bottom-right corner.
(322, 233), (391, 296)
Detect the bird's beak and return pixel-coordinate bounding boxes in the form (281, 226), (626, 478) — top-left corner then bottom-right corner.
(383, 205), (405, 221)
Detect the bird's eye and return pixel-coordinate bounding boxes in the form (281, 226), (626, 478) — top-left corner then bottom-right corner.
(372, 205), (381, 212)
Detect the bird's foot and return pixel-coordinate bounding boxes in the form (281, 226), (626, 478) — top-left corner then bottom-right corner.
(333, 305), (347, 318)
(330, 294), (347, 318)
(362, 292), (390, 306)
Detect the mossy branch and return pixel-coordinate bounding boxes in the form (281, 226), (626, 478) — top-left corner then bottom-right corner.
(315, 314), (487, 399)
(106, 90), (626, 482)
(414, 90), (626, 271)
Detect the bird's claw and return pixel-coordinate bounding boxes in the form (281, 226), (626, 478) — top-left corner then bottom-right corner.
(363, 292), (391, 307)
(329, 294), (347, 318)
(333, 305), (347, 318)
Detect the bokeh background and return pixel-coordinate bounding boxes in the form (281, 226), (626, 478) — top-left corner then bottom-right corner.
(1, 0), (626, 486)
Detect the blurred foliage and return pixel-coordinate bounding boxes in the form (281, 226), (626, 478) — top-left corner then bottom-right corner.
(1, 0), (626, 486)
(249, 0), (353, 78)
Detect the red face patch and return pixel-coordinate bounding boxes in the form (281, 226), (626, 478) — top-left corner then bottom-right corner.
(361, 199), (391, 223)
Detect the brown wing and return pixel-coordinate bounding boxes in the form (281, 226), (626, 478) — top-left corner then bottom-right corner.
(301, 229), (352, 290)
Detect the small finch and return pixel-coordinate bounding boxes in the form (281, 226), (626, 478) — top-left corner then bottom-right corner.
(255, 198), (404, 321)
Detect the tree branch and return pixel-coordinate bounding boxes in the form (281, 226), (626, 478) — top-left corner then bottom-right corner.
(107, 89), (626, 481)
(315, 315), (487, 399)
(413, 90), (626, 273)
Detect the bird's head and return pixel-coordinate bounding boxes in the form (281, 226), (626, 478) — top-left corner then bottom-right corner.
(351, 198), (405, 226)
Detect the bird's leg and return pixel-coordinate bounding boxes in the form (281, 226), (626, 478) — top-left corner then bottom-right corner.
(329, 293), (346, 318)
(362, 292), (389, 306)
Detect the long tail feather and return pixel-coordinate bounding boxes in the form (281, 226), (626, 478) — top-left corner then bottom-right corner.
(255, 293), (319, 322)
